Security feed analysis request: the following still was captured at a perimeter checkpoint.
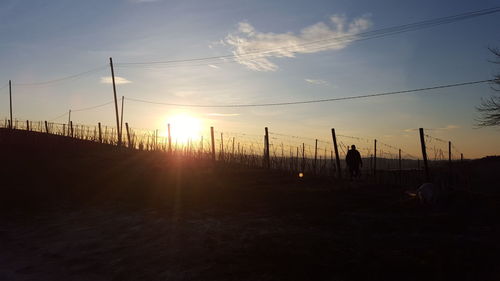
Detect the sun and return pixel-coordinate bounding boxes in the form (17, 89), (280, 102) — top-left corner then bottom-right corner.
(164, 114), (202, 144)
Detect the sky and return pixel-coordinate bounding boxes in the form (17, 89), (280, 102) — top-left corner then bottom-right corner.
(0, 0), (499, 158)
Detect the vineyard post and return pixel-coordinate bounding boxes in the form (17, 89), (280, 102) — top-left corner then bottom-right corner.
(126, 123), (131, 148)
(313, 139), (318, 175)
(331, 129), (341, 179)
(448, 141), (452, 184)
(374, 139), (377, 176)
(67, 110), (71, 136)
(210, 126), (216, 162)
(98, 123), (102, 143)
(264, 127), (270, 168)
(398, 148), (402, 184)
(168, 123), (172, 153)
(9, 80), (12, 129)
(63, 124), (66, 135)
(26, 120), (30, 131)
(120, 96), (124, 139)
(109, 57), (121, 146)
(44, 121), (49, 134)
(419, 128), (430, 182)
(460, 153), (463, 163)
(70, 121), (74, 138)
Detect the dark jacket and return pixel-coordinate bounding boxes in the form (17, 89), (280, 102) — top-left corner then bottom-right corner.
(346, 149), (362, 168)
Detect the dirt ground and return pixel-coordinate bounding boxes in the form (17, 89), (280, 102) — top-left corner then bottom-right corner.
(1, 130), (499, 281)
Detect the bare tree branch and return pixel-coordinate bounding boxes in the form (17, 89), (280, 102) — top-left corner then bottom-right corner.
(476, 48), (500, 127)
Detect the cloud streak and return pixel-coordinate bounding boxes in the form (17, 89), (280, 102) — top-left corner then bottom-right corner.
(100, 76), (132, 85)
(305, 79), (329, 86)
(224, 15), (372, 71)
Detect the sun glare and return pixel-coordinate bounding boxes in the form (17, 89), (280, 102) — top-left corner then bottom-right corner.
(164, 114), (202, 144)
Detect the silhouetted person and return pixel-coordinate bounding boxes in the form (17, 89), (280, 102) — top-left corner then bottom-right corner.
(346, 145), (362, 180)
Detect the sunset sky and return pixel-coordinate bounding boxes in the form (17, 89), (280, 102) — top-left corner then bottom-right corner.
(1, 0), (499, 158)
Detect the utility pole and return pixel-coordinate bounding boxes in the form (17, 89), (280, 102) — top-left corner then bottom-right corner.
(109, 57), (121, 146)
(9, 80), (12, 129)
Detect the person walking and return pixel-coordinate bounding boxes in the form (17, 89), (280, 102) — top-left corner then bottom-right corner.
(346, 145), (362, 180)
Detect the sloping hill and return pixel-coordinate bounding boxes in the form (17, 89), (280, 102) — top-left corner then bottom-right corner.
(0, 128), (499, 281)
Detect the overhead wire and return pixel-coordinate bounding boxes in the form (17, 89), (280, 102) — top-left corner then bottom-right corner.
(125, 79), (493, 108)
(13, 65), (108, 87)
(47, 100), (114, 122)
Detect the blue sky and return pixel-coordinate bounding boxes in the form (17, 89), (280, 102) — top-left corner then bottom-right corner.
(1, 0), (499, 158)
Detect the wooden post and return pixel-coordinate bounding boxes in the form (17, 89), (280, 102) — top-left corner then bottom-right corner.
(44, 121), (49, 134)
(70, 121), (74, 138)
(264, 127), (270, 168)
(120, 96), (124, 139)
(126, 123), (132, 148)
(398, 148), (402, 184)
(109, 57), (121, 146)
(419, 128), (430, 182)
(97, 122), (102, 143)
(460, 153), (463, 163)
(210, 126), (216, 162)
(331, 129), (341, 179)
(314, 139), (318, 174)
(398, 149), (402, 171)
(26, 120), (30, 131)
(168, 123), (172, 153)
(67, 110), (71, 136)
(374, 139), (377, 176)
(9, 80), (13, 129)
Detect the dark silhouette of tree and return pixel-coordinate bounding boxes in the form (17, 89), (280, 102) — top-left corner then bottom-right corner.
(476, 47), (500, 127)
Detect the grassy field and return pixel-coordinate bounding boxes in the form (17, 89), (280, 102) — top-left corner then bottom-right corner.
(0, 129), (499, 281)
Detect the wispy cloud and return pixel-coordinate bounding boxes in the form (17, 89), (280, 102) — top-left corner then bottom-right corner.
(305, 79), (329, 86)
(208, 64), (220, 69)
(436, 125), (460, 131)
(100, 76), (132, 85)
(224, 15), (372, 71)
(206, 113), (240, 117)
